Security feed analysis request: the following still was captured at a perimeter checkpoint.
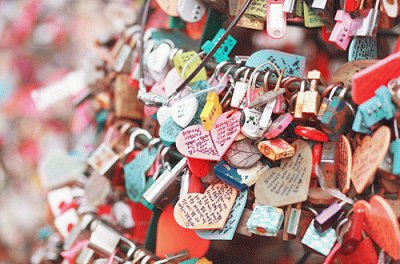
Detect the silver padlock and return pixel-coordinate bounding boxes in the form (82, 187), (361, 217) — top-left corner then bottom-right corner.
(320, 141), (336, 188)
(283, 0), (297, 13)
(89, 222), (136, 262)
(63, 214), (96, 250)
(352, 0), (380, 37)
(75, 247), (95, 264)
(143, 158), (187, 209)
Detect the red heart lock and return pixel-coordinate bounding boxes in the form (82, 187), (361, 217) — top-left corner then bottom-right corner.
(336, 237), (378, 264)
(187, 157), (211, 178)
(156, 205), (210, 258)
(354, 196), (400, 260)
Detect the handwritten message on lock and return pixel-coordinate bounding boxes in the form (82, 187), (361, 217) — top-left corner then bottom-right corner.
(176, 111), (242, 160)
(255, 140), (312, 207)
(174, 182), (238, 229)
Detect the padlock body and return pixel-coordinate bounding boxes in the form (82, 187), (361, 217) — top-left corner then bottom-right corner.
(302, 91), (321, 118)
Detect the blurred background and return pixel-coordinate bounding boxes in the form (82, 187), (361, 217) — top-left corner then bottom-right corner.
(0, 0), (398, 263)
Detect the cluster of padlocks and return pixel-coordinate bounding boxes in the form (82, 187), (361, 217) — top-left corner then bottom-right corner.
(31, 0), (400, 263)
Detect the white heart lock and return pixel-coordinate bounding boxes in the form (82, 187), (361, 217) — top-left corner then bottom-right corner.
(171, 97), (199, 128)
(177, 0), (206, 23)
(164, 69), (183, 97)
(157, 106), (172, 126)
(147, 43), (172, 82)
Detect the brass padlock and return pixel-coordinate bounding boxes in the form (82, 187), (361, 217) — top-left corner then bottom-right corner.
(114, 74), (144, 120)
(302, 70), (322, 119)
(294, 79), (308, 119)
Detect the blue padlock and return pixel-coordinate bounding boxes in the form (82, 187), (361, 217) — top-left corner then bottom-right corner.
(214, 161), (249, 190)
(358, 86), (395, 127)
(321, 88), (354, 140)
(352, 110), (372, 134)
(390, 119), (400, 175)
(201, 28), (237, 63)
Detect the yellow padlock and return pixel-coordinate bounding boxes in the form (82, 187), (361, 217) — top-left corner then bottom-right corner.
(172, 51), (207, 83)
(200, 91), (222, 131)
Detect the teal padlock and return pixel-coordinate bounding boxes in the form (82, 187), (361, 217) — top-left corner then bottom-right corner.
(301, 220), (337, 256)
(246, 205), (284, 236)
(390, 119), (400, 175)
(352, 86), (395, 134)
(352, 110), (372, 134)
(201, 28), (237, 63)
(321, 88), (354, 141)
(357, 86), (395, 127)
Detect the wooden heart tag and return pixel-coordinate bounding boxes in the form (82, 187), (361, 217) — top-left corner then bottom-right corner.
(174, 182), (238, 230)
(176, 110), (242, 161)
(254, 139), (312, 207)
(351, 126), (391, 194)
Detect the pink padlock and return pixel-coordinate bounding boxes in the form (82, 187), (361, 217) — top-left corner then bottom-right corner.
(329, 10), (360, 50)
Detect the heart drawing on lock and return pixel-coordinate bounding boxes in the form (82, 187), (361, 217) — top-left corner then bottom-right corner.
(175, 110), (242, 161)
(354, 196), (400, 260)
(351, 126), (390, 194)
(174, 182), (238, 229)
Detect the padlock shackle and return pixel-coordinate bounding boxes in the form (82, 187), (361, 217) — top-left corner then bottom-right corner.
(320, 82), (344, 99)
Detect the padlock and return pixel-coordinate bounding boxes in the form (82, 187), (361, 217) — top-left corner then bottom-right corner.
(237, 0), (265, 30)
(114, 74), (144, 119)
(200, 91), (223, 131)
(317, 82), (341, 121)
(244, 0), (267, 20)
(301, 219), (337, 256)
(294, 79), (308, 119)
(63, 214), (96, 250)
(75, 246), (96, 264)
(286, 203), (303, 236)
(258, 70), (286, 130)
(314, 200), (347, 232)
(321, 87), (354, 141)
(377, 150), (400, 183)
(172, 51), (207, 84)
(264, 113), (293, 139)
(88, 222), (136, 262)
(143, 158), (187, 209)
(257, 138), (295, 161)
(311, 0), (335, 23)
(283, 0), (297, 13)
(246, 205), (284, 236)
(176, 0), (206, 23)
(344, 0), (362, 12)
(303, 1), (326, 27)
(302, 70), (322, 119)
(146, 41), (174, 82)
(231, 67), (252, 109)
(354, 86), (395, 128)
(390, 119), (400, 175)
(329, 10), (360, 50)
(340, 207), (365, 255)
(320, 142), (336, 188)
(87, 126), (151, 175)
(351, 0), (380, 37)
(201, 28), (237, 63)
(113, 35), (137, 73)
(296, 0), (304, 17)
